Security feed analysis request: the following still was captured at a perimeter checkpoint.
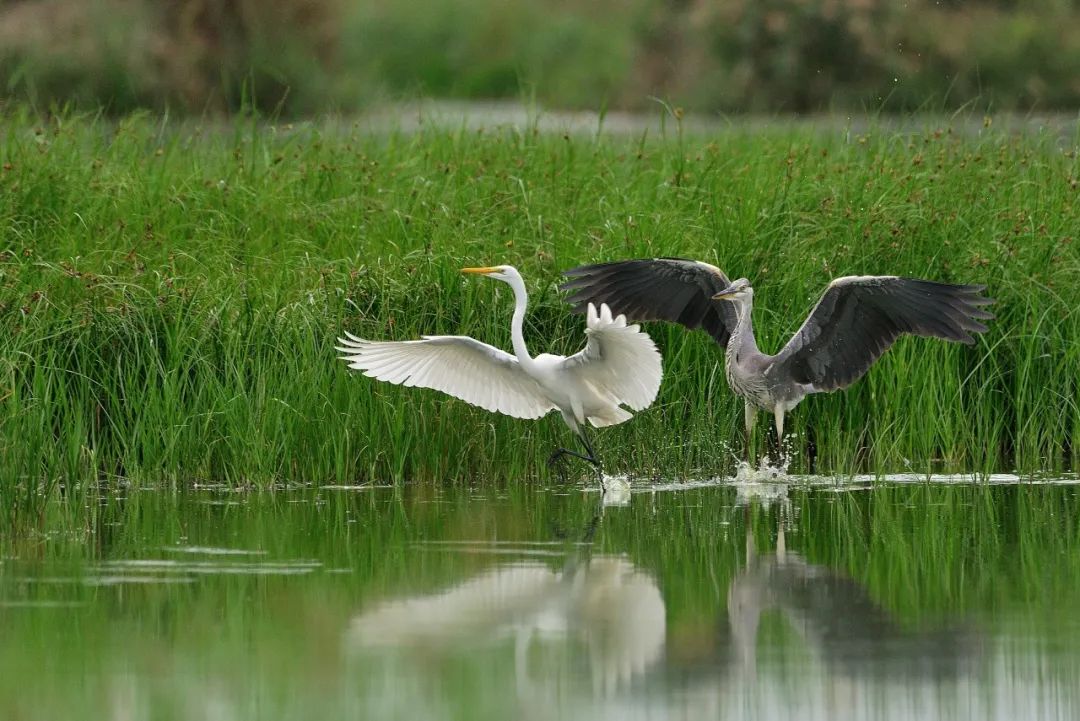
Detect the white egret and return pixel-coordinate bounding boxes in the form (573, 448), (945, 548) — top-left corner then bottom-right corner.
(336, 265), (663, 487)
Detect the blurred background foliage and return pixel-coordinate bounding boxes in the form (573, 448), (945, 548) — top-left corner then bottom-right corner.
(2, 0), (1080, 115)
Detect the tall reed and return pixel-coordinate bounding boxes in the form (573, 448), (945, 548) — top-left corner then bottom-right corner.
(1, 111), (1077, 521)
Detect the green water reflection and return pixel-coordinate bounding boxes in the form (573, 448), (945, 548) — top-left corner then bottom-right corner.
(1, 479), (1079, 720)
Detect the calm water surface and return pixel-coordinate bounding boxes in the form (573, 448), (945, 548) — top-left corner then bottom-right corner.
(2, 475), (1079, 720)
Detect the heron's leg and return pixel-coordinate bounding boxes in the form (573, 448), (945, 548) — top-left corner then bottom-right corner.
(743, 402), (756, 463)
(770, 406), (786, 463)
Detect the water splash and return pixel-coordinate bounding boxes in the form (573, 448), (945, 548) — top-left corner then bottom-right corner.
(732, 433), (799, 480)
(600, 475), (631, 506)
(728, 441), (800, 508)
(732, 459), (788, 483)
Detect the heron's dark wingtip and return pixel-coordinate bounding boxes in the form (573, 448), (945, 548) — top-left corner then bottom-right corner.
(957, 282), (993, 302)
(950, 283), (995, 328)
(561, 265), (593, 278)
(558, 276), (591, 292)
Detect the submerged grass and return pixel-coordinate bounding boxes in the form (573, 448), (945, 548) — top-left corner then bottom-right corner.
(1, 109), (1078, 517)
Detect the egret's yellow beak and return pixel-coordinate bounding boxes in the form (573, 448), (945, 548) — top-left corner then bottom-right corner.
(711, 283), (740, 300)
(461, 266), (498, 275)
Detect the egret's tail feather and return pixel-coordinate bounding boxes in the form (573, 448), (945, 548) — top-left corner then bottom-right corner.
(584, 302), (630, 333)
(588, 405), (633, 428)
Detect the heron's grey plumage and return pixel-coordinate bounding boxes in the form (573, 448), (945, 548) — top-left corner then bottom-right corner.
(561, 258), (738, 347)
(560, 259), (995, 456)
(774, 276), (994, 392)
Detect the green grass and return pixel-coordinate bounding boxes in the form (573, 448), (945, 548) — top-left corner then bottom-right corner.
(1, 109), (1078, 519)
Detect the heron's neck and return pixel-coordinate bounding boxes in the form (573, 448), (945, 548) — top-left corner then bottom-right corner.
(506, 276), (536, 372)
(729, 297), (760, 358)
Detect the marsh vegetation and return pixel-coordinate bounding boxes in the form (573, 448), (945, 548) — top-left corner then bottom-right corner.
(0, 111), (1078, 524)
(3, 4), (1079, 718)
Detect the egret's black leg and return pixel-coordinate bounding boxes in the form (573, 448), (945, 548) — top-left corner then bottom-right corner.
(548, 432), (600, 468)
(576, 428), (600, 467)
(575, 428), (606, 491)
(547, 427), (604, 490)
(581, 509), (602, 544)
(546, 449), (572, 484)
(547, 447), (595, 466)
(547, 448), (593, 489)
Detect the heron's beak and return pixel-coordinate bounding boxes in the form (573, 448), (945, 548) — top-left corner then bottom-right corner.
(712, 283), (741, 300)
(461, 266), (498, 275)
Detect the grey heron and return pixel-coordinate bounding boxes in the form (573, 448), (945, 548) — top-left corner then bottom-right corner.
(560, 258), (994, 460)
(336, 265), (663, 486)
(727, 507), (979, 680)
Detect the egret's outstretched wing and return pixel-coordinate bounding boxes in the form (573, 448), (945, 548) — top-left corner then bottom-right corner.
(348, 563), (557, 649)
(774, 276), (994, 392)
(562, 303), (663, 411)
(560, 258), (738, 347)
(336, 333), (556, 419)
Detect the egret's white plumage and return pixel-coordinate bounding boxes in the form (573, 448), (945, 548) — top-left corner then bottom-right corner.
(336, 334), (554, 419)
(335, 265), (663, 481)
(563, 302), (664, 420)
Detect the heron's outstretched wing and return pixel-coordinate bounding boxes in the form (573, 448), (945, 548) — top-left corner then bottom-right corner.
(774, 276), (994, 392)
(336, 333), (556, 419)
(561, 303), (663, 412)
(560, 258), (738, 347)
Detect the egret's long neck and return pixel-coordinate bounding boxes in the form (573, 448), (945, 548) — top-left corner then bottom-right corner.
(728, 296), (760, 359)
(506, 275), (536, 372)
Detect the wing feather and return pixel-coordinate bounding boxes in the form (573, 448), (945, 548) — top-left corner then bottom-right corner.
(775, 276), (994, 392)
(560, 258), (738, 347)
(336, 334), (556, 419)
(561, 303), (663, 411)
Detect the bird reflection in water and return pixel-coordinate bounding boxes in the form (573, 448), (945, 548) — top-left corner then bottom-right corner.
(724, 503), (981, 683)
(344, 499), (980, 718)
(346, 552), (666, 698)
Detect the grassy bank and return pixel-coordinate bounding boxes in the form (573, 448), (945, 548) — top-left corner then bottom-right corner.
(1, 110), (1078, 515)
